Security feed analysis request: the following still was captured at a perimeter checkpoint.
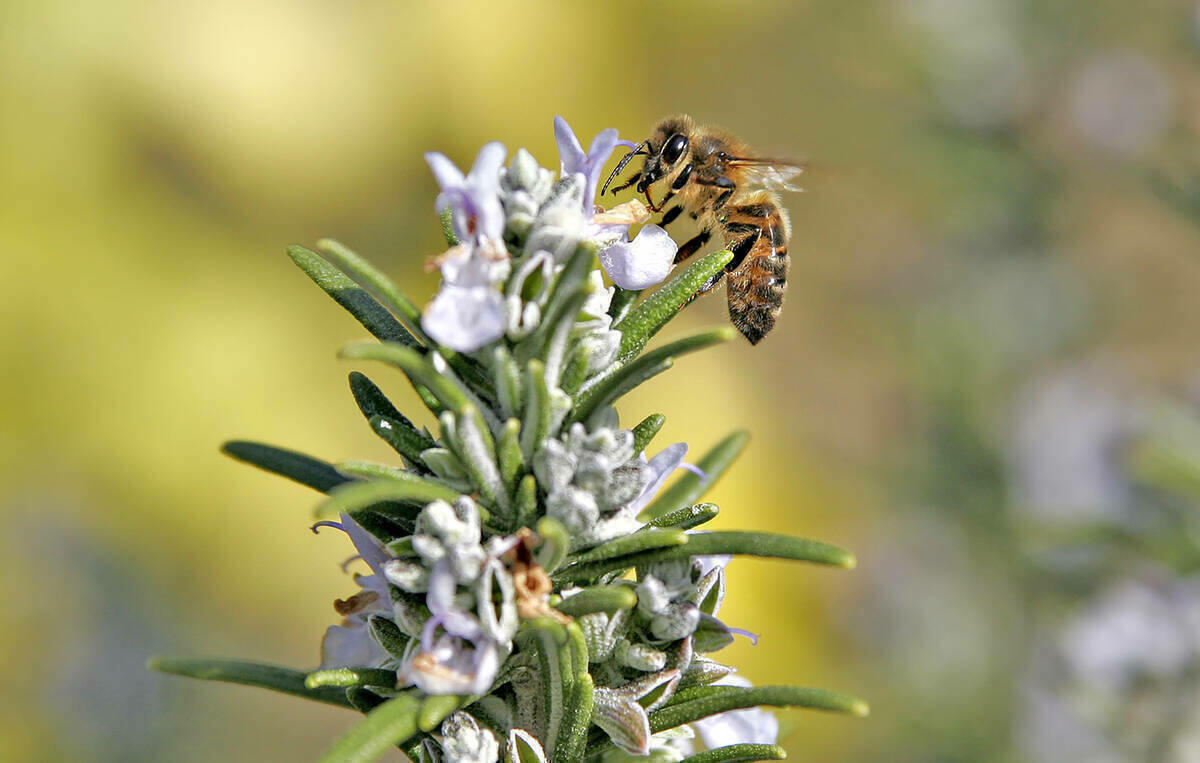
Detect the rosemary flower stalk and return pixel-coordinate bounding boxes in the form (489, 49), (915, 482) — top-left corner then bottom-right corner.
(151, 117), (867, 762)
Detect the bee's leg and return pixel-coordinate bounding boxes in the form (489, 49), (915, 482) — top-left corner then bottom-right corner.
(679, 268), (726, 310)
(712, 188), (733, 211)
(608, 171), (642, 195)
(646, 189), (675, 213)
(660, 205), (684, 227)
(674, 229), (712, 264)
(696, 269), (726, 295)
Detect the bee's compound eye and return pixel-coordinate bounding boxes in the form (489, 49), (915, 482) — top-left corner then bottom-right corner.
(662, 134), (689, 165)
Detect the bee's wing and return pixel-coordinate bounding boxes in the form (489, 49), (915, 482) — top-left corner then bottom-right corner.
(728, 158), (805, 192)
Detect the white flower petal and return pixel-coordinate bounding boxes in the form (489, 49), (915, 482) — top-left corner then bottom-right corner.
(599, 224), (678, 290)
(422, 285), (506, 352)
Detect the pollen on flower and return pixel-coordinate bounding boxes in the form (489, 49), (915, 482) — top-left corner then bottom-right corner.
(591, 198), (652, 225)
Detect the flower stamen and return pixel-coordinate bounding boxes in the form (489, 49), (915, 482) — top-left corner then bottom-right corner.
(333, 590), (380, 616)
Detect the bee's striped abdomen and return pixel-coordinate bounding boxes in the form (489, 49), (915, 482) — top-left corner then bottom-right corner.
(721, 192), (789, 345)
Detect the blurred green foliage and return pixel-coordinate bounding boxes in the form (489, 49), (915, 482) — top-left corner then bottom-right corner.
(4, 0), (1200, 760)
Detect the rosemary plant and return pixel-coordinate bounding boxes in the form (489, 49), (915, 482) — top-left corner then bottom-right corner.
(151, 118), (867, 762)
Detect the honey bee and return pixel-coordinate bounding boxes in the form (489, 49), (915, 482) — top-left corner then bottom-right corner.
(602, 115), (803, 344)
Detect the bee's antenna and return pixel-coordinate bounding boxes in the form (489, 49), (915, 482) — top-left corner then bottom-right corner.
(602, 141), (648, 196)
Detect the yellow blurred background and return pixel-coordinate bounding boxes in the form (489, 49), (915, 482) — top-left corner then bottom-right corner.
(4, 0), (1200, 760)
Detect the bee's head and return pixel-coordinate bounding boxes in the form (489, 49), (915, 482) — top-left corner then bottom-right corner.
(637, 116), (693, 193)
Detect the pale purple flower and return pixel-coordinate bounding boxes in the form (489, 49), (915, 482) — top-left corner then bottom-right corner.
(693, 675), (779, 748)
(320, 622), (388, 670)
(422, 143), (513, 352)
(554, 116), (679, 291)
(314, 514), (393, 669)
(423, 559), (484, 645)
(401, 555), (511, 696)
(426, 142), (507, 247)
(403, 630), (502, 696)
(555, 115), (620, 213)
(630, 442), (689, 516)
(336, 512), (391, 581)
(438, 241), (511, 288)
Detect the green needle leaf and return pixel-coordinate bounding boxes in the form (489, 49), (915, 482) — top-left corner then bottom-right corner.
(288, 245), (417, 346)
(543, 289), (591, 390)
(681, 743), (788, 762)
(560, 344), (590, 396)
(340, 342), (469, 414)
(348, 371), (407, 421)
(517, 244), (597, 364)
(368, 415), (436, 468)
(613, 249), (733, 364)
(631, 413), (666, 456)
(554, 531), (855, 584)
(515, 618), (572, 758)
(498, 418), (525, 494)
(640, 431), (750, 521)
(650, 530), (855, 569)
(558, 672), (595, 762)
(509, 473), (537, 534)
(520, 360), (551, 464)
(571, 328), (733, 424)
(316, 475), (462, 518)
(345, 687), (386, 714)
(148, 657), (353, 710)
(568, 529), (689, 567)
(318, 692), (422, 763)
(554, 585), (638, 617)
(493, 346), (523, 420)
(221, 441), (353, 494)
(556, 622), (595, 763)
(368, 615), (412, 659)
(418, 694), (467, 733)
(439, 206), (459, 246)
(318, 239), (497, 397)
(304, 668), (398, 690)
(536, 516), (571, 572)
(644, 502), (720, 531)
(316, 238), (428, 343)
(348, 374), (436, 465)
(649, 685), (869, 734)
(607, 286), (641, 325)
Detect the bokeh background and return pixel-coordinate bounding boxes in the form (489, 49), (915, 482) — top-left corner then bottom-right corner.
(5, 0), (1200, 760)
